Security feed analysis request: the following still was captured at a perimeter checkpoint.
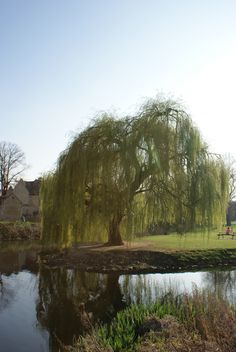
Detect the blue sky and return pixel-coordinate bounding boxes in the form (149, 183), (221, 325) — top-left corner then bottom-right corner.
(1, 0), (236, 179)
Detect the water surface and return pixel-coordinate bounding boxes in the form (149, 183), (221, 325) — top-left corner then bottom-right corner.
(1, 248), (236, 351)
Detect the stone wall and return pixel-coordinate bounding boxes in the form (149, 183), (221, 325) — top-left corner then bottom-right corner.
(0, 194), (22, 221)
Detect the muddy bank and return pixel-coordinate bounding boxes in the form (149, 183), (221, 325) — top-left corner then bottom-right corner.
(40, 244), (236, 273)
(0, 222), (41, 241)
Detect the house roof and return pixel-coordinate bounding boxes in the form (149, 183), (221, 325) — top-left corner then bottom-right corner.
(24, 179), (41, 196)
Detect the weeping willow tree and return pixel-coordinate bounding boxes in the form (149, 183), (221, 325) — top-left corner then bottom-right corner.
(41, 97), (229, 246)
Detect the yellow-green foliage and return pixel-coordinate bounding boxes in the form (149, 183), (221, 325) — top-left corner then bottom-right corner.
(41, 97), (230, 245)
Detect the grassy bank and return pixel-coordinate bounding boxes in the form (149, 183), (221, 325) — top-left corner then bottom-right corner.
(69, 289), (236, 352)
(4, 227), (236, 272)
(136, 230), (236, 250)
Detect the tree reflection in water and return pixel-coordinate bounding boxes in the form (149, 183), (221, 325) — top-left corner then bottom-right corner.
(203, 270), (236, 303)
(36, 266), (236, 350)
(36, 267), (126, 350)
(0, 251), (38, 314)
(120, 270), (236, 306)
(120, 274), (183, 305)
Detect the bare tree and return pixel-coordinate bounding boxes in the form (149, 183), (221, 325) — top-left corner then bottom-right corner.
(0, 141), (27, 196)
(229, 162), (236, 202)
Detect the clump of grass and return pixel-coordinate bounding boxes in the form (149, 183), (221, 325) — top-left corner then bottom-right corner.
(70, 289), (236, 352)
(180, 288), (236, 349)
(137, 290), (236, 352)
(0, 221), (40, 241)
(65, 331), (112, 352)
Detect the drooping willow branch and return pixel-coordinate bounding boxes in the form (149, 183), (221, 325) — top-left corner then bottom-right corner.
(41, 97), (230, 246)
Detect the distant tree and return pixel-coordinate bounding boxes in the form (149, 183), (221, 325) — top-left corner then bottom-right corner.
(41, 97), (229, 246)
(227, 157), (236, 202)
(224, 156), (236, 226)
(228, 201), (236, 222)
(0, 141), (27, 196)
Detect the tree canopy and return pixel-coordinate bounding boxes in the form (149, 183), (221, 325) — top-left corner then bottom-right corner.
(41, 98), (229, 246)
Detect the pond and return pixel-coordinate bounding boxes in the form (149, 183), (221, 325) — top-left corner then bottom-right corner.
(1, 247), (236, 351)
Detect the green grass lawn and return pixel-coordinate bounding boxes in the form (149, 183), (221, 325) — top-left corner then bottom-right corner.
(136, 229), (236, 251)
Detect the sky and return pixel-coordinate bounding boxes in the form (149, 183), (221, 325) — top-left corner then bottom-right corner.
(1, 0), (236, 180)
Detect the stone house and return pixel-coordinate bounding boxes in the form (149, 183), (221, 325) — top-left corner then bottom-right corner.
(0, 178), (41, 222)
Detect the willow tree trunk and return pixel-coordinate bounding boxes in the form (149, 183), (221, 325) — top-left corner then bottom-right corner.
(107, 213), (124, 245)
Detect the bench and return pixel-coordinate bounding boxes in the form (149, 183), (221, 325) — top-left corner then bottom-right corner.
(217, 232), (236, 239)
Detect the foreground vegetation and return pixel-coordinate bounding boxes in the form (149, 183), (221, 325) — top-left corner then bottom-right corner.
(68, 289), (236, 352)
